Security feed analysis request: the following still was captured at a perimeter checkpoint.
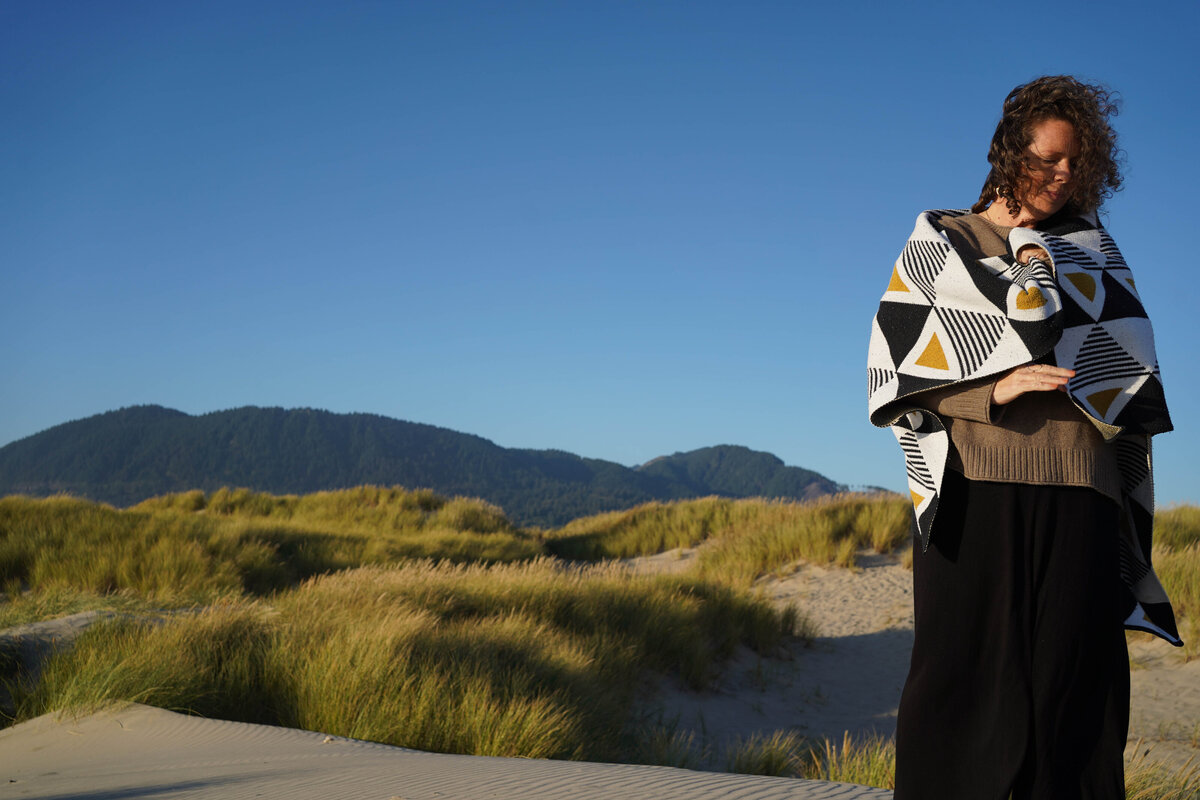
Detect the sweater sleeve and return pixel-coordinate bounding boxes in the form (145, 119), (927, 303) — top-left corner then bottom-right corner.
(912, 378), (1006, 424)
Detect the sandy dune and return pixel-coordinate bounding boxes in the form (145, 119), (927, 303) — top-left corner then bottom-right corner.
(0, 703), (891, 800)
(639, 549), (1200, 768)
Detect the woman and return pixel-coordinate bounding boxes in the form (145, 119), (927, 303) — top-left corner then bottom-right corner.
(867, 76), (1179, 799)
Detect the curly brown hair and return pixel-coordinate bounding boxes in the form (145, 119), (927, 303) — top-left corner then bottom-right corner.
(971, 75), (1123, 216)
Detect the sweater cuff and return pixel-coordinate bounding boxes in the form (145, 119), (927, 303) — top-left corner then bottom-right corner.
(936, 380), (1003, 424)
(1009, 228), (1050, 266)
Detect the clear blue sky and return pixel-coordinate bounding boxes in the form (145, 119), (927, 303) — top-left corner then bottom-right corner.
(3, 0), (1198, 506)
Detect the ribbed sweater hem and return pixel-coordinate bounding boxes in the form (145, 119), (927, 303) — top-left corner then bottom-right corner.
(950, 444), (1124, 506)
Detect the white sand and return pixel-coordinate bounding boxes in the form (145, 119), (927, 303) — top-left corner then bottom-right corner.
(635, 548), (1200, 769)
(0, 703), (890, 799)
(646, 552), (913, 753)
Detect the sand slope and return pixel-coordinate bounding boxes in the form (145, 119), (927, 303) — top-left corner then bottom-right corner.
(0, 703), (892, 800)
(2, 549), (1194, 796)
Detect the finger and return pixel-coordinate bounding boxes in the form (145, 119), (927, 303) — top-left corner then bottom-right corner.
(1027, 374), (1071, 391)
(1024, 365), (1075, 379)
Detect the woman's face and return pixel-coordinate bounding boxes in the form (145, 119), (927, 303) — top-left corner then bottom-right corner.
(1016, 117), (1080, 221)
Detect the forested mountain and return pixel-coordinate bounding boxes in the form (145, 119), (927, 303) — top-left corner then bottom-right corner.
(0, 406), (844, 526)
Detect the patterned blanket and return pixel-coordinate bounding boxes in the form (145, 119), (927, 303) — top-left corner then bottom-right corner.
(867, 209), (1179, 644)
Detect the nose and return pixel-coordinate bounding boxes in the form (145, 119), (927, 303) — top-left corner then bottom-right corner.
(1054, 158), (1072, 184)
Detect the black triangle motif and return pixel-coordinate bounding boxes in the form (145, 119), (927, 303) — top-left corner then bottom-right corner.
(895, 374), (953, 405)
(965, 256), (1016, 313)
(1098, 271), (1149, 324)
(875, 302), (933, 371)
(1009, 317), (1059, 360)
(1115, 378), (1173, 434)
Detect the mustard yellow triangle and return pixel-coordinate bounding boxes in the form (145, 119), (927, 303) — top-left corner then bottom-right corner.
(910, 490), (924, 508)
(1126, 277), (1137, 290)
(1065, 272), (1096, 302)
(887, 266), (909, 293)
(1088, 388), (1122, 417)
(914, 333), (949, 370)
(1015, 286), (1047, 310)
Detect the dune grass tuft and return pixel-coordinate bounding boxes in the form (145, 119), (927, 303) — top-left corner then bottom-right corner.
(0, 489), (541, 607)
(718, 729), (895, 785)
(0, 586), (177, 631)
(12, 559), (796, 760)
(546, 494), (913, 582)
(724, 729), (808, 777)
(544, 497), (748, 560)
(719, 729), (1196, 795)
(804, 731), (897, 788)
(1155, 506), (1200, 551)
(1152, 543), (1200, 660)
(689, 495), (911, 587)
(1125, 749), (1200, 800)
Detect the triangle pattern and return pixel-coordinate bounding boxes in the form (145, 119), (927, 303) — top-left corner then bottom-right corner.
(1049, 239), (1101, 270)
(868, 367), (897, 396)
(914, 333), (949, 371)
(876, 302), (933, 370)
(935, 307), (1006, 376)
(965, 255), (1018, 312)
(1098, 230), (1127, 267)
(1065, 272), (1096, 302)
(1057, 264), (1107, 326)
(1098, 271), (1150, 324)
(1015, 286), (1047, 310)
(898, 430), (936, 492)
(1088, 387), (1123, 417)
(1071, 324), (1151, 393)
(869, 212), (1176, 642)
(901, 239), (951, 303)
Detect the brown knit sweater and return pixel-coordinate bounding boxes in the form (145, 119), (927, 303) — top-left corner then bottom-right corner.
(914, 213), (1123, 504)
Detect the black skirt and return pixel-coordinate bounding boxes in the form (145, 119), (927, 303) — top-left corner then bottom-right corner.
(893, 470), (1129, 800)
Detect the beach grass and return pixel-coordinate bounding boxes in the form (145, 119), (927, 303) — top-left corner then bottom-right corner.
(10, 559), (796, 761)
(1136, 503), (1200, 660)
(688, 495), (911, 587)
(545, 496), (752, 560)
(0, 490), (541, 605)
(1155, 505), (1200, 550)
(1124, 748), (1200, 800)
(0, 586), (175, 631)
(721, 730), (1198, 796)
(1152, 543), (1200, 660)
(3, 486), (1198, 794)
(546, 493), (913, 582)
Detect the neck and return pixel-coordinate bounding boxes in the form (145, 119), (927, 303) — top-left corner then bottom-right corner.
(981, 201), (1039, 228)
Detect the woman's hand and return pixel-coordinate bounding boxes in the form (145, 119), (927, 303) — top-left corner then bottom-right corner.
(991, 363), (1075, 405)
(1016, 245), (1050, 265)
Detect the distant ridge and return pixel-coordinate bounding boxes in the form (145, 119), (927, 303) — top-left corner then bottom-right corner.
(0, 405), (844, 526)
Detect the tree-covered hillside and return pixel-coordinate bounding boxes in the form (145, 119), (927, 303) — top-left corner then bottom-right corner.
(0, 406), (844, 526)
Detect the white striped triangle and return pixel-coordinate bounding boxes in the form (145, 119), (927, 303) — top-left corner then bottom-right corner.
(934, 307), (1006, 377)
